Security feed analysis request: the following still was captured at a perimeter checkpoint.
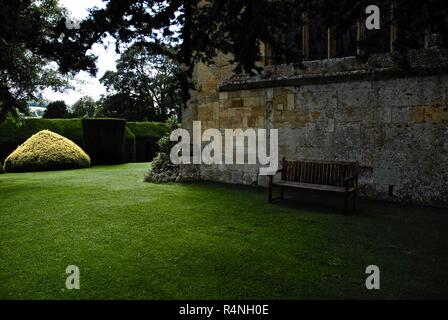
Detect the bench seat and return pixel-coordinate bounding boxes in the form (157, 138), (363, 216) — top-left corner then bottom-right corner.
(273, 180), (357, 193)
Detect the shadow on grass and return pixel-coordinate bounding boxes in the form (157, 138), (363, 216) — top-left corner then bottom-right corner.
(186, 180), (447, 218)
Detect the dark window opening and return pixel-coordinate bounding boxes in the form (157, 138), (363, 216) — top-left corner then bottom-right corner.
(271, 24), (303, 65)
(396, 5), (427, 50)
(309, 21), (327, 60)
(283, 25), (303, 64)
(266, 2), (439, 65)
(335, 23), (357, 58)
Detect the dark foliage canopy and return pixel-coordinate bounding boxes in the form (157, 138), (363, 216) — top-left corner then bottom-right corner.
(82, 0), (448, 66)
(1, 0), (447, 120)
(0, 0), (96, 120)
(43, 100), (69, 119)
(98, 45), (181, 121)
(81, 0), (448, 103)
(71, 96), (98, 118)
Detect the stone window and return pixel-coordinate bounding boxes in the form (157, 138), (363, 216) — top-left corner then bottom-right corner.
(303, 4), (396, 61)
(264, 1), (437, 64)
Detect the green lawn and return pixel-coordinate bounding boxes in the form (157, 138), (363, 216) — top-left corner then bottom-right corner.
(0, 163), (447, 299)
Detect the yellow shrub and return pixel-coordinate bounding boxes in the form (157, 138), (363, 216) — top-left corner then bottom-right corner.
(4, 130), (91, 173)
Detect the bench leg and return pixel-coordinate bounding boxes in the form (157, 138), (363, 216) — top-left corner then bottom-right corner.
(344, 192), (349, 215)
(268, 184), (273, 203)
(280, 186), (284, 200)
(353, 190), (357, 213)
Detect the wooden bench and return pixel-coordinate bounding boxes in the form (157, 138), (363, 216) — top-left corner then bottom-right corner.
(269, 158), (359, 213)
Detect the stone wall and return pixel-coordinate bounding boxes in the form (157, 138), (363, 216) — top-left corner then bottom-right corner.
(182, 49), (448, 206)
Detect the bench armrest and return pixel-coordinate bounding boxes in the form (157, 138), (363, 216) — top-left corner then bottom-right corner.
(268, 169), (283, 185)
(273, 168), (283, 175)
(344, 176), (358, 189)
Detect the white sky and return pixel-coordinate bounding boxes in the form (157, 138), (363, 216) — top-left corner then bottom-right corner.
(43, 0), (119, 105)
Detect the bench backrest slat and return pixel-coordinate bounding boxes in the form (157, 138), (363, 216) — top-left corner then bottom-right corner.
(282, 159), (359, 187)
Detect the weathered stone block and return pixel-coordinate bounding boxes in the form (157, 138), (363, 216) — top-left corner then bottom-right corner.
(287, 93), (295, 111)
(373, 168), (401, 186)
(230, 98), (244, 108)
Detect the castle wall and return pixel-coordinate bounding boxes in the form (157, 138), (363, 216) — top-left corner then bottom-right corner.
(183, 49), (448, 206)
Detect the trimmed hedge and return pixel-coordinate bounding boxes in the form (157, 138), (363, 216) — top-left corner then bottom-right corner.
(124, 127), (136, 163)
(126, 122), (170, 139)
(0, 118), (166, 166)
(82, 118), (127, 165)
(127, 122), (170, 162)
(4, 130), (90, 173)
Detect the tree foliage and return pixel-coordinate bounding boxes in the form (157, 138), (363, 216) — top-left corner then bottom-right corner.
(71, 96), (97, 118)
(82, 0), (447, 105)
(0, 0), (96, 121)
(82, 0), (303, 104)
(43, 101), (69, 119)
(1, 0), (447, 122)
(144, 116), (180, 183)
(98, 45), (181, 121)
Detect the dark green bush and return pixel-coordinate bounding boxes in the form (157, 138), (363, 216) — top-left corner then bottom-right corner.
(127, 122), (169, 162)
(82, 118), (127, 165)
(145, 152), (179, 183)
(43, 101), (69, 119)
(123, 127), (136, 163)
(144, 116), (179, 183)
